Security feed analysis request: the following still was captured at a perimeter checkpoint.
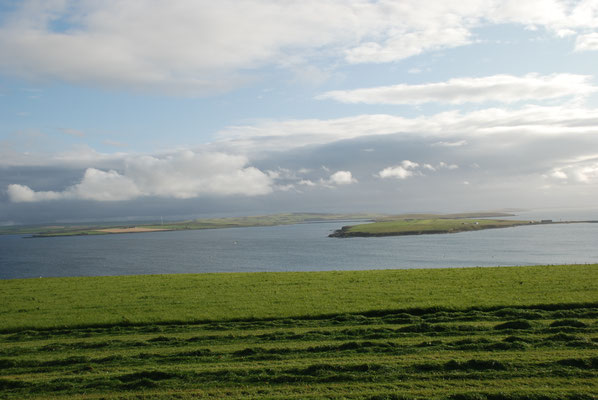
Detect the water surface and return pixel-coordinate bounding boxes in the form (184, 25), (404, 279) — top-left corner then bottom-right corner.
(1, 214), (597, 279)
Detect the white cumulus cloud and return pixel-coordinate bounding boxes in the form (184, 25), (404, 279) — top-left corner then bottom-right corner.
(7, 184), (63, 202)
(71, 168), (141, 201)
(7, 150), (274, 202)
(328, 170), (357, 185)
(378, 161), (420, 180)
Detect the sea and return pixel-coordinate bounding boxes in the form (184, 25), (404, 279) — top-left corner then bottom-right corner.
(1, 208), (598, 279)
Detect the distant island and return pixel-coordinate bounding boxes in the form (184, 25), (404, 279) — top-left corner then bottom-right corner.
(1, 213), (383, 238)
(328, 212), (598, 238)
(4, 211), (597, 239)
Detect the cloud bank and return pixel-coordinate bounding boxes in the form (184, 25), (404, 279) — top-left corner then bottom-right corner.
(1, 0), (597, 95)
(218, 104), (598, 153)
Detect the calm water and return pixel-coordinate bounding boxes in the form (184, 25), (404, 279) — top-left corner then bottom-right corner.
(1, 210), (598, 279)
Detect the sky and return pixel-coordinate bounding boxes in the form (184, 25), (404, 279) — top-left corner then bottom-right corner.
(1, 0), (598, 225)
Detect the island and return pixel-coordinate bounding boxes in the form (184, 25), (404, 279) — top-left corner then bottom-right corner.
(5, 211), (597, 238)
(1, 213), (383, 238)
(328, 212), (598, 238)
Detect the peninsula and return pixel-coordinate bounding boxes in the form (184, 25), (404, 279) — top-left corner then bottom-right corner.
(329, 212), (598, 238)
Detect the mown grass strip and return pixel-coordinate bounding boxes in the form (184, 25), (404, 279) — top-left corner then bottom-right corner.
(0, 304), (596, 399)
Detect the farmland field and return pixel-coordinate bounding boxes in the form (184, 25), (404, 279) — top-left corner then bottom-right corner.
(1, 265), (597, 399)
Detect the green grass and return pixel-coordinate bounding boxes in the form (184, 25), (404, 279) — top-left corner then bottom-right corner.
(1, 265), (597, 331)
(332, 218), (534, 237)
(1, 265), (597, 399)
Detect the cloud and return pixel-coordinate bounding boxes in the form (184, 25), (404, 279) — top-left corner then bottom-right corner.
(549, 169), (568, 180)
(573, 165), (598, 182)
(344, 24), (471, 64)
(575, 32), (598, 51)
(261, 168), (358, 191)
(5, 128), (598, 218)
(557, 28), (577, 37)
(317, 74), (597, 105)
(328, 170), (357, 185)
(432, 140), (468, 147)
(218, 104), (598, 153)
(298, 179), (316, 187)
(342, 1), (598, 64)
(485, 0), (598, 33)
(378, 161), (420, 180)
(73, 168), (143, 201)
(7, 184), (64, 202)
(438, 162), (459, 170)
(378, 160), (458, 179)
(1, 1), (597, 95)
(545, 161), (598, 184)
(7, 150), (274, 202)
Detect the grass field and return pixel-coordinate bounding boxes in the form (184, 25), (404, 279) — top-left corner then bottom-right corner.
(1, 265), (597, 399)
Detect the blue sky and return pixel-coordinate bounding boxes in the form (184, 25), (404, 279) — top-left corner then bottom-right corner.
(1, 0), (598, 224)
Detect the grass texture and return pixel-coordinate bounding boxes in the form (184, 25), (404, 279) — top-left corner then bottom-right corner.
(1, 265), (597, 399)
(1, 265), (597, 331)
